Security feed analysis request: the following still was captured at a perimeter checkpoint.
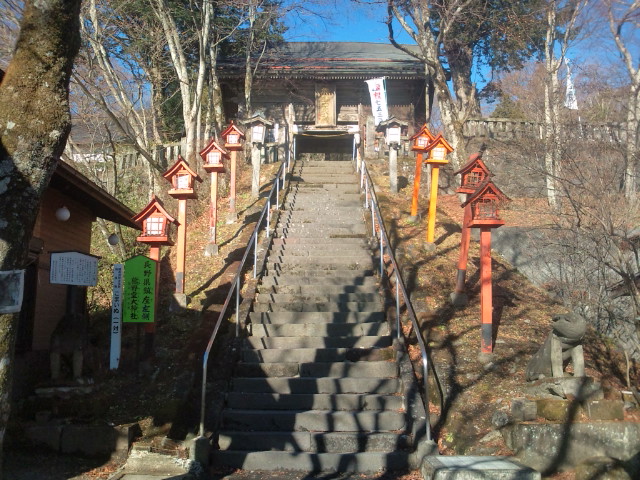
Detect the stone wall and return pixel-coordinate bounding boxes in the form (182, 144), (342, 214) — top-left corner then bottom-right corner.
(464, 118), (626, 143)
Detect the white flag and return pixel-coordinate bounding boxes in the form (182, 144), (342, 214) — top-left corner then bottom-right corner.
(365, 78), (389, 126)
(564, 59), (578, 110)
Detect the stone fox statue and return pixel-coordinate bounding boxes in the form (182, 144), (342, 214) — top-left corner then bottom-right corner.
(526, 312), (586, 381)
(50, 311), (88, 381)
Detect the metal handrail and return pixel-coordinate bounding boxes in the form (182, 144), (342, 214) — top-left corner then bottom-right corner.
(198, 156), (291, 437)
(357, 158), (436, 442)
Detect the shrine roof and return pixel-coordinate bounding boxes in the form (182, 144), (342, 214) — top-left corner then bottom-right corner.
(217, 42), (427, 80)
(50, 160), (140, 229)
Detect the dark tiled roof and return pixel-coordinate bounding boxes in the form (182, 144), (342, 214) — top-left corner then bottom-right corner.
(217, 42), (426, 80)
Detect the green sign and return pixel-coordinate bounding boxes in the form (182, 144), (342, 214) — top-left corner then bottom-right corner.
(123, 255), (157, 323)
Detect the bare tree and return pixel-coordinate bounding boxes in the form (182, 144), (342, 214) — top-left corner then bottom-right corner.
(386, 0), (472, 169)
(0, 0), (82, 473)
(76, 0), (165, 186)
(541, 0), (587, 209)
(605, 0), (640, 199)
(151, 0), (213, 163)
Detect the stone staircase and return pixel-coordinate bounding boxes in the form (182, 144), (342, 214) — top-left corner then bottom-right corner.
(212, 160), (425, 473)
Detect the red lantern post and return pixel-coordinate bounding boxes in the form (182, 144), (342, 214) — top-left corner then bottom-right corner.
(451, 153), (492, 306)
(163, 156), (202, 300)
(221, 122), (245, 222)
(408, 124), (436, 221)
(461, 179), (509, 353)
(132, 195), (178, 356)
(199, 139), (229, 256)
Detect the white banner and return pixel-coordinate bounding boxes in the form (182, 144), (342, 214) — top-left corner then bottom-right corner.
(110, 263), (123, 370)
(365, 78), (389, 126)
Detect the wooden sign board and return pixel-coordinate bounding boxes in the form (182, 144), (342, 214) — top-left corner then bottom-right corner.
(110, 263), (123, 369)
(50, 251), (99, 286)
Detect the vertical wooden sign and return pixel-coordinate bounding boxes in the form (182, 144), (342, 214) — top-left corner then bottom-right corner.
(110, 263), (123, 369)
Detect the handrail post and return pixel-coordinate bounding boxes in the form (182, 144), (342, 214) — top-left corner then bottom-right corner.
(371, 192), (375, 238)
(267, 198), (271, 238)
(424, 356), (431, 442)
(235, 275), (240, 334)
(199, 362), (207, 437)
(379, 232), (384, 278)
(396, 271), (400, 339)
(253, 233), (258, 278)
(364, 179), (369, 209)
(276, 175), (280, 209)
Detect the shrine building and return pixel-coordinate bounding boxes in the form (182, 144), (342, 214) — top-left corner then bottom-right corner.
(217, 42), (429, 159)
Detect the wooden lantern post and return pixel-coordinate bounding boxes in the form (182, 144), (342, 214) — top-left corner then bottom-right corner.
(408, 124), (436, 221)
(221, 121), (245, 223)
(199, 139), (229, 256)
(240, 115), (273, 198)
(450, 153), (492, 307)
(378, 117), (408, 194)
(132, 195), (177, 356)
(424, 134), (454, 248)
(163, 156), (202, 300)
(461, 179), (509, 353)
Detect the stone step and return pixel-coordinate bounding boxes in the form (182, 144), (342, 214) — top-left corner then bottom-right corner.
(258, 284), (379, 295)
(248, 311), (385, 325)
(267, 247), (371, 257)
(283, 201), (363, 210)
(221, 409), (406, 433)
(252, 301), (382, 313)
(261, 268), (376, 279)
(271, 237), (367, 245)
(244, 335), (391, 350)
(234, 361), (397, 379)
(273, 228), (367, 238)
(224, 392), (404, 412)
(211, 450), (409, 472)
(255, 292), (379, 304)
(275, 224), (366, 233)
(242, 346), (394, 364)
(266, 255), (372, 266)
(217, 431), (410, 453)
(249, 321), (388, 338)
(231, 377), (400, 394)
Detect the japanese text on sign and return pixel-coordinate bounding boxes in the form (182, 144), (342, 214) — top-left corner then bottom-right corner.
(365, 78), (389, 126)
(50, 251), (99, 286)
(123, 255), (156, 323)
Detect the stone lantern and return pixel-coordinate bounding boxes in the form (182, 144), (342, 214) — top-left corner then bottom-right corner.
(378, 117), (407, 194)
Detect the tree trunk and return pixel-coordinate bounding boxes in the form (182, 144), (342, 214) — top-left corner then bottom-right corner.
(625, 85), (639, 198)
(543, 2), (560, 210)
(0, 0), (81, 473)
(244, 1), (257, 116)
(209, 44), (225, 132)
(446, 43), (481, 117)
(251, 145), (261, 198)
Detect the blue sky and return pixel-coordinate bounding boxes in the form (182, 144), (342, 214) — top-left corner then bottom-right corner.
(283, 0), (412, 44)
